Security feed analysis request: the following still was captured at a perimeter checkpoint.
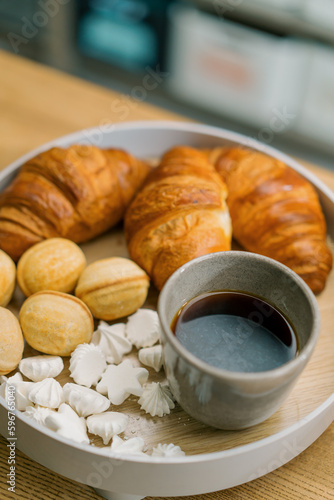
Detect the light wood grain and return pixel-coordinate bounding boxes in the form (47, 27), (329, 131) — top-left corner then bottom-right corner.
(0, 50), (182, 169)
(0, 49), (333, 500)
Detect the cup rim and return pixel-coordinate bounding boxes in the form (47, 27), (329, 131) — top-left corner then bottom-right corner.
(158, 251), (321, 382)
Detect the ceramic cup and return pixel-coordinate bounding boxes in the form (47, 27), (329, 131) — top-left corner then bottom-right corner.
(158, 251), (320, 430)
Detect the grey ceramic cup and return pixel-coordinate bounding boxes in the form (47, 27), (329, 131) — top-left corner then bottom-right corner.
(158, 251), (320, 430)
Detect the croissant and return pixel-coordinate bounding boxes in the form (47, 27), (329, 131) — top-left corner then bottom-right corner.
(206, 147), (333, 294)
(124, 146), (232, 290)
(0, 145), (150, 261)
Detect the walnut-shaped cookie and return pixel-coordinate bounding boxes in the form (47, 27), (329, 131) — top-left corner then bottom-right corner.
(19, 291), (94, 356)
(17, 238), (86, 297)
(75, 257), (149, 320)
(0, 307), (24, 375)
(0, 249), (16, 307)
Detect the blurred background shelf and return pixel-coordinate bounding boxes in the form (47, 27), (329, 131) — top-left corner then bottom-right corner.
(1, 0), (334, 170)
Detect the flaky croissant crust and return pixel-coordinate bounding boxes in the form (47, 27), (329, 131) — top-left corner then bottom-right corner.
(207, 147), (333, 294)
(0, 145), (150, 261)
(124, 146), (232, 290)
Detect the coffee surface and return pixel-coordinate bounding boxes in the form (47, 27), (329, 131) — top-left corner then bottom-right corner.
(172, 291), (297, 372)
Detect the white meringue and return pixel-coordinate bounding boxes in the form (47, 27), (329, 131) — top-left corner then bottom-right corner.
(96, 359), (148, 405)
(19, 355), (64, 382)
(125, 309), (161, 349)
(0, 374), (10, 384)
(0, 372), (22, 386)
(87, 412), (129, 445)
(26, 378), (64, 409)
(23, 405), (55, 426)
(91, 321), (132, 364)
(160, 344), (181, 401)
(138, 345), (163, 372)
(69, 343), (107, 388)
(138, 382), (175, 417)
(63, 382), (110, 417)
(151, 443), (185, 457)
(110, 435), (146, 456)
(45, 403), (89, 444)
(0, 373), (34, 411)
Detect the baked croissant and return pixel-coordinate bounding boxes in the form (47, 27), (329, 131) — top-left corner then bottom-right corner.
(124, 146), (232, 290)
(0, 145), (150, 261)
(206, 147), (333, 294)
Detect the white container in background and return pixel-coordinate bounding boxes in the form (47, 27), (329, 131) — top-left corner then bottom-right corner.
(294, 43), (334, 149)
(167, 5), (308, 130)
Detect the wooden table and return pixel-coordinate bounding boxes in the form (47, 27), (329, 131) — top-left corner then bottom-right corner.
(0, 50), (333, 500)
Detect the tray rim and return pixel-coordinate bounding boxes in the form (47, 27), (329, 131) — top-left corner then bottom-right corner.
(1, 392), (334, 463)
(0, 120), (333, 496)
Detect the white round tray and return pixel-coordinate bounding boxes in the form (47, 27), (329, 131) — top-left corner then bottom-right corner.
(0, 121), (333, 500)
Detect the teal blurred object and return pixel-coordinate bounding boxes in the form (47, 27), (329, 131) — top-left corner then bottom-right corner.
(78, 1), (158, 70)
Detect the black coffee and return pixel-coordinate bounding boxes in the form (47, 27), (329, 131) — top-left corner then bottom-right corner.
(171, 291), (298, 372)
